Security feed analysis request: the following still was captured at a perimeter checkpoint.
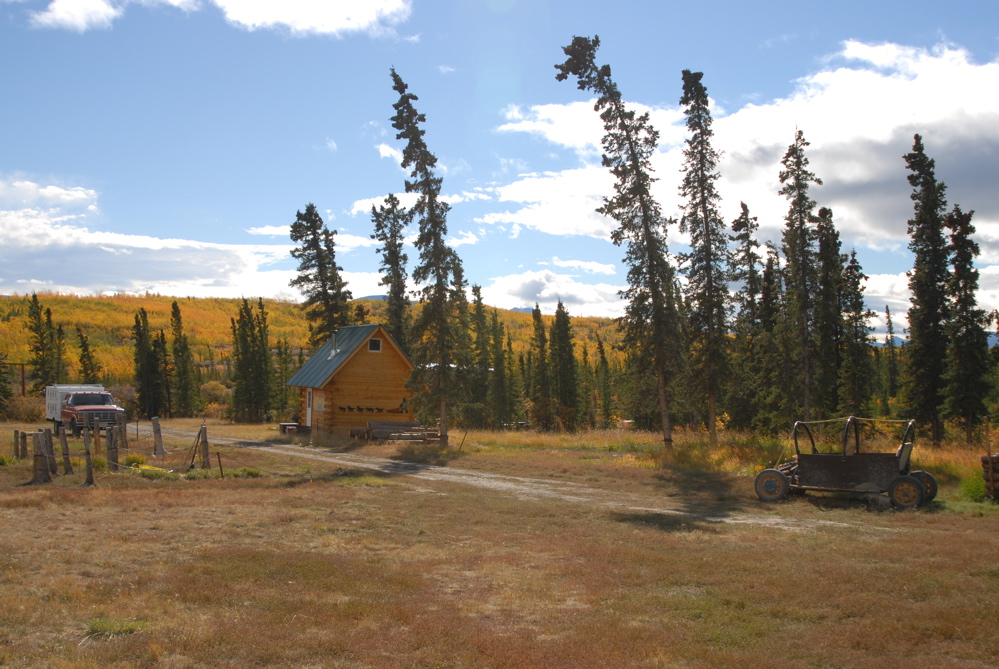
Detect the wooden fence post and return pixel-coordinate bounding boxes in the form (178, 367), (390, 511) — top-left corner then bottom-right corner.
(43, 428), (57, 475)
(200, 426), (210, 470)
(31, 433), (51, 484)
(59, 427), (73, 475)
(83, 429), (94, 486)
(107, 426), (119, 472)
(19, 431), (27, 460)
(13, 430), (19, 459)
(152, 417), (165, 456)
(93, 425), (101, 456)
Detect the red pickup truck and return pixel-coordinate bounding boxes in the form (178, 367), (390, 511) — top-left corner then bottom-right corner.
(58, 391), (126, 437)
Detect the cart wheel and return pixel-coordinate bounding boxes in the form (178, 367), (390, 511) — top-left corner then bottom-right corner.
(910, 470), (938, 503)
(888, 475), (924, 509)
(755, 469), (790, 502)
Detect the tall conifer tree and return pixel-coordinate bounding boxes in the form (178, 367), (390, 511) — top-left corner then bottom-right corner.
(76, 326), (102, 384)
(779, 129), (823, 420)
(549, 300), (578, 432)
(556, 35), (683, 446)
(678, 69), (729, 442)
(727, 203), (763, 428)
(390, 68), (471, 447)
(904, 134), (949, 443)
(290, 203), (353, 350)
(813, 207), (845, 418)
(170, 301), (197, 417)
(943, 205), (990, 444)
(837, 250), (874, 416)
(370, 193), (411, 352)
(528, 305), (553, 431)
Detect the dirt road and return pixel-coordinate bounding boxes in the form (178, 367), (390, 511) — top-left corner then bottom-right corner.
(141, 424), (860, 532)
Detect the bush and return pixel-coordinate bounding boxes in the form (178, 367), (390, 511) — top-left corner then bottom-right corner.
(960, 474), (990, 503)
(5, 396), (45, 423)
(231, 467), (263, 479)
(122, 454), (147, 467)
(184, 467), (218, 481)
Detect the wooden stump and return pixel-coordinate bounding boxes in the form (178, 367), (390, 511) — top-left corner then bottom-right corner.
(19, 431), (27, 459)
(43, 428), (57, 475)
(58, 427), (73, 475)
(152, 417), (165, 456)
(199, 426), (210, 470)
(30, 433), (51, 484)
(83, 429), (94, 486)
(107, 427), (119, 472)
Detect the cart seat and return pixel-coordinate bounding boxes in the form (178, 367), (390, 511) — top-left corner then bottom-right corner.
(896, 442), (913, 471)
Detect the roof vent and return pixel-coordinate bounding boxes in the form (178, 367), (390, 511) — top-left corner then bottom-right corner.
(327, 329), (339, 360)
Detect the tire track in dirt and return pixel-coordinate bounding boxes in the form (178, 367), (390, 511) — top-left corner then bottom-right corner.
(141, 424), (857, 532)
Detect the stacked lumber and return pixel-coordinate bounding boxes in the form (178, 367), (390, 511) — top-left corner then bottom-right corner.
(982, 454), (999, 498)
(364, 420), (440, 442)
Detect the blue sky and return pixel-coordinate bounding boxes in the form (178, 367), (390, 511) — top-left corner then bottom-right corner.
(1, 0), (997, 332)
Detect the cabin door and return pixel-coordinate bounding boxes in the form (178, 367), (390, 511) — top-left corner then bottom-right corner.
(306, 389), (313, 427)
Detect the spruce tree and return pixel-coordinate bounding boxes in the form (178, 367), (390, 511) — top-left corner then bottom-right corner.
(487, 310), (510, 428)
(133, 308), (166, 418)
(678, 69), (729, 442)
(230, 298), (272, 423)
(595, 334), (614, 428)
(466, 286), (492, 428)
(391, 68), (471, 447)
(556, 35), (683, 446)
(76, 326), (102, 384)
(370, 193), (412, 352)
(528, 304), (552, 431)
(779, 130), (823, 420)
(549, 300), (578, 432)
(754, 244), (795, 433)
(170, 301), (197, 417)
(837, 250), (874, 416)
(813, 207), (845, 418)
(904, 134), (950, 443)
(27, 294), (59, 394)
(943, 205), (990, 444)
(0, 354), (13, 418)
(727, 203), (763, 428)
(289, 203), (353, 350)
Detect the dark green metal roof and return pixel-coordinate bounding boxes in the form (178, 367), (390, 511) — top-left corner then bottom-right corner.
(286, 324), (381, 389)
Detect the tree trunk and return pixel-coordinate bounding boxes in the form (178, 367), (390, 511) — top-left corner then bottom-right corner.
(439, 394), (449, 449)
(657, 368), (672, 450)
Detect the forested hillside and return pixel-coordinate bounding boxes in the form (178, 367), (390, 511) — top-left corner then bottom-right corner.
(0, 291), (624, 391)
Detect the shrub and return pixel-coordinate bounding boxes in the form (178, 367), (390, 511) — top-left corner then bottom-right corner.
(122, 454), (147, 468)
(960, 474), (990, 503)
(6, 396), (44, 422)
(85, 615), (146, 638)
(232, 467), (263, 479)
(91, 457), (108, 472)
(0, 454), (14, 466)
(183, 467), (218, 481)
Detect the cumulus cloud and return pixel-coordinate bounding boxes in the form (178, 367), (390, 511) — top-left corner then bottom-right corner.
(447, 230), (478, 248)
(480, 269), (625, 318)
(28, 0), (411, 35)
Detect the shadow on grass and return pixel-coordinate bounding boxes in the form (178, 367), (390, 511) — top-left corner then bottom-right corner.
(612, 510), (721, 534)
(391, 443), (467, 467)
(651, 468), (748, 519)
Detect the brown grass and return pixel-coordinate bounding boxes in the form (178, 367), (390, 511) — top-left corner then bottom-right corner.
(1, 420), (998, 667)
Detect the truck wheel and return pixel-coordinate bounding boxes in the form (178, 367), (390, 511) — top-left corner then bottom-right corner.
(910, 470), (938, 503)
(889, 475), (924, 509)
(69, 420), (80, 438)
(755, 469), (790, 502)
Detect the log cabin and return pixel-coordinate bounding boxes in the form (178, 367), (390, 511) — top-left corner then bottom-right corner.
(287, 324), (415, 434)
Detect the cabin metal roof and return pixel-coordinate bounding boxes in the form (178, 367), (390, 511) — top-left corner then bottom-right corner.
(286, 324), (381, 389)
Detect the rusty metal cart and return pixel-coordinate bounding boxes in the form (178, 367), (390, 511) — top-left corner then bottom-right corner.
(754, 417), (937, 509)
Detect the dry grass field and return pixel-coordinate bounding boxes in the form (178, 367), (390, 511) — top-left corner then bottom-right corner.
(1, 419), (998, 668)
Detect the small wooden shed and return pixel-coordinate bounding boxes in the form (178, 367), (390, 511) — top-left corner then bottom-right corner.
(286, 324), (415, 434)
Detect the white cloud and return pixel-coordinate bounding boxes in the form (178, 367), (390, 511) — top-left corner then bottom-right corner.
(438, 65), (456, 74)
(481, 269), (625, 318)
(447, 230), (478, 248)
(246, 225), (289, 236)
(30, 0), (121, 31)
(28, 0), (411, 35)
(377, 143), (404, 165)
(553, 257), (615, 275)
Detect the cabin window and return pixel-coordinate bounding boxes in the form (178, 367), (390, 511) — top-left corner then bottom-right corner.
(368, 338), (382, 353)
